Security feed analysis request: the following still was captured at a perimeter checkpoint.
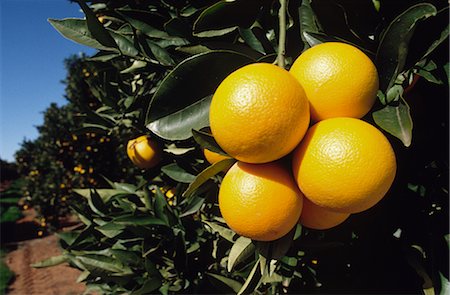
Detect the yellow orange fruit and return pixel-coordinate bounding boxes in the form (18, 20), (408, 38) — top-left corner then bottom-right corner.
(210, 63), (310, 163)
(289, 42), (379, 121)
(219, 161), (303, 241)
(299, 197), (350, 230)
(292, 117), (396, 213)
(203, 148), (231, 164)
(127, 135), (162, 169)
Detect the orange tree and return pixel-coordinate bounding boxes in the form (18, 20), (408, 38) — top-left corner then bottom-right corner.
(35, 0), (448, 294)
(15, 56), (140, 229)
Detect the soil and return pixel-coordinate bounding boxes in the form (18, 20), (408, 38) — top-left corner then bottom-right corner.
(3, 209), (92, 295)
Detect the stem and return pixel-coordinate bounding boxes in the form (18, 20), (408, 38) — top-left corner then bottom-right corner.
(277, 0), (287, 68)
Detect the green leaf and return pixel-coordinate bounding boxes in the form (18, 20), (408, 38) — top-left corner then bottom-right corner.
(206, 273), (243, 293)
(183, 158), (236, 198)
(237, 258), (261, 295)
(256, 225), (296, 261)
(372, 97), (413, 147)
(109, 30), (140, 57)
(180, 196), (205, 218)
(31, 255), (68, 268)
(131, 278), (162, 295)
(77, 254), (132, 274)
(146, 51), (254, 140)
(298, 0), (322, 50)
(96, 222), (126, 238)
(439, 272), (450, 295)
(239, 27), (265, 54)
(48, 18), (117, 51)
(73, 189), (127, 203)
(376, 3), (437, 92)
(227, 236), (255, 272)
(113, 214), (167, 226)
(193, 0), (261, 37)
(147, 95), (212, 141)
(161, 163), (196, 183)
(204, 221), (236, 243)
(76, 0), (117, 48)
(146, 40), (175, 66)
(192, 129), (226, 155)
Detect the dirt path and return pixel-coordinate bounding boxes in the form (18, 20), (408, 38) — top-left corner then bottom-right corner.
(4, 210), (90, 295)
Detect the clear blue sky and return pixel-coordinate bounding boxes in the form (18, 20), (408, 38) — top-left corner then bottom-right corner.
(1, 0), (96, 162)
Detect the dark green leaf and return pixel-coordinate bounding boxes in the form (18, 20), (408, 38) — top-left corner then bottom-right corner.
(239, 28), (265, 54)
(131, 278), (162, 295)
(256, 225), (296, 261)
(146, 51), (254, 139)
(147, 96), (212, 141)
(180, 196), (205, 218)
(161, 163), (196, 183)
(376, 3), (437, 92)
(372, 97), (413, 147)
(48, 18), (117, 51)
(193, 0), (261, 37)
(109, 30), (140, 57)
(192, 129), (226, 155)
(298, 0), (322, 50)
(76, 0), (117, 48)
(153, 187), (170, 225)
(237, 259), (261, 295)
(183, 158), (236, 198)
(228, 236), (255, 272)
(147, 40), (175, 66)
(206, 273), (243, 293)
(113, 214), (167, 226)
(77, 254), (132, 274)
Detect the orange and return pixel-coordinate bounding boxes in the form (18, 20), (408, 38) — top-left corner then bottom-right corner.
(203, 148), (231, 164)
(219, 161), (303, 241)
(210, 63), (310, 164)
(289, 42), (379, 121)
(299, 197), (350, 230)
(292, 117), (396, 213)
(127, 135), (162, 169)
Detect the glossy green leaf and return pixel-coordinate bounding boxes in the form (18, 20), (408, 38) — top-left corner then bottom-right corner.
(183, 158), (236, 198)
(147, 40), (175, 66)
(31, 255), (68, 268)
(192, 129), (227, 155)
(76, 0), (117, 48)
(193, 0), (261, 37)
(227, 236), (255, 272)
(161, 163), (196, 183)
(372, 97), (413, 147)
(239, 27), (265, 54)
(206, 273), (243, 293)
(376, 3), (437, 92)
(146, 51), (254, 139)
(77, 254), (132, 274)
(48, 18), (117, 51)
(147, 96), (212, 141)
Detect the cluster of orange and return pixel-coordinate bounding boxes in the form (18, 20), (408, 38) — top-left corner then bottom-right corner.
(208, 42), (396, 241)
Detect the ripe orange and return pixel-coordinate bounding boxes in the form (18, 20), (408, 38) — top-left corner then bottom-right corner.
(289, 42), (379, 121)
(299, 197), (350, 230)
(292, 117), (396, 213)
(127, 135), (162, 169)
(219, 161), (303, 241)
(203, 148), (231, 164)
(210, 63), (310, 164)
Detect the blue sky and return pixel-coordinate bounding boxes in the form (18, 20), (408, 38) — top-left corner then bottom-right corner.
(1, 0), (95, 162)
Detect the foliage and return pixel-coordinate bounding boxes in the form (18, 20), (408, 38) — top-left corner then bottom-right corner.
(0, 248), (14, 295)
(15, 56), (141, 228)
(34, 0), (449, 294)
